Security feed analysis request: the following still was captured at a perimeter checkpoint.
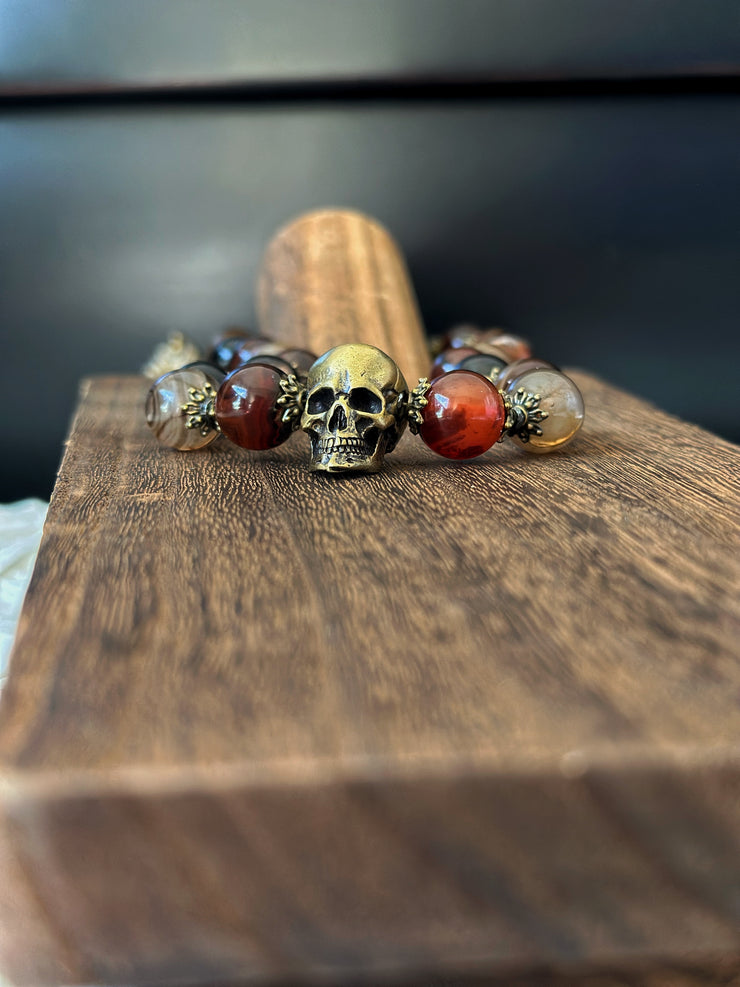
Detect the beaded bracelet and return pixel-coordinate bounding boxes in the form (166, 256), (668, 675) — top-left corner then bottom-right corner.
(145, 326), (585, 474)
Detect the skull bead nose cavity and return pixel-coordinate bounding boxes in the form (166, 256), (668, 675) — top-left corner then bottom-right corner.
(328, 404), (348, 432)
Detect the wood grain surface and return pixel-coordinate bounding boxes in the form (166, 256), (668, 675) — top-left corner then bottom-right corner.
(1, 211), (739, 986)
(257, 209), (430, 383)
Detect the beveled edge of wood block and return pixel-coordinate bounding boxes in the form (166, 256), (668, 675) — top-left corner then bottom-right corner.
(1, 739), (739, 802)
(2, 745), (740, 986)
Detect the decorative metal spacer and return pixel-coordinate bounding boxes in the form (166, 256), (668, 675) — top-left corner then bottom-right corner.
(407, 377), (432, 434)
(503, 387), (549, 443)
(499, 391), (514, 442)
(182, 382), (218, 436)
(276, 373), (307, 429)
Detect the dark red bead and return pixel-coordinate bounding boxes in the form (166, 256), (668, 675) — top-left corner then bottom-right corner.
(429, 346), (480, 379)
(227, 338), (286, 372)
(244, 354), (295, 376)
(215, 364), (293, 450)
(419, 370), (506, 460)
(210, 327), (256, 372)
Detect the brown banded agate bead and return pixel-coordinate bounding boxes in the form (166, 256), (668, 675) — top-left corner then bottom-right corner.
(215, 363), (293, 450)
(419, 370), (506, 460)
(145, 362), (225, 450)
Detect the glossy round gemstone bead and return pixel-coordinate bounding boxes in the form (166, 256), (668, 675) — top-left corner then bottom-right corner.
(442, 324), (483, 349)
(227, 338), (287, 372)
(474, 327), (507, 345)
(496, 358), (557, 391)
(279, 348), (317, 378)
(457, 352), (509, 381)
(145, 362), (225, 450)
(209, 327), (257, 372)
(215, 363), (293, 450)
(483, 332), (531, 362)
(473, 342), (515, 363)
(244, 353), (295, 376)
(506, 368), (584, 453)
(419, 370), (506, 460)
(429, 346), (480, 379)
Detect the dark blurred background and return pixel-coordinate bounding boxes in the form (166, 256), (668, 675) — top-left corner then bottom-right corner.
(1, 0), (739, 502)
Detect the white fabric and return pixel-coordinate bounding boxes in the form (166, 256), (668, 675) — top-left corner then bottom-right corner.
(0, 498), (48, 691)
(0, 499), (47, 985)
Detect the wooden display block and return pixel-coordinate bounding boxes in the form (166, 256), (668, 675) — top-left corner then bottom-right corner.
(1, 211), (739, 986)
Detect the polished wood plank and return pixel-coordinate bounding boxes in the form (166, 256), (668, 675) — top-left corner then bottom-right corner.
(0, 211), (738, 985)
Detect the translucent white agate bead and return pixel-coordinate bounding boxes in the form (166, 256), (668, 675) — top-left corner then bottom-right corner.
(496, 357), (556, 392)
(505, 368), (584, 453)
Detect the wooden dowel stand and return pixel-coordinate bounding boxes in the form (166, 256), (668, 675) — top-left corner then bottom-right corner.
(1, 210), (740, 987)
(257, 209), (430, 380)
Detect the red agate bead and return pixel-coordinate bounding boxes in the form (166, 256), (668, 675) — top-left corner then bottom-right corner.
(419, 370), (506, 460)
(215, 364), (293, 449)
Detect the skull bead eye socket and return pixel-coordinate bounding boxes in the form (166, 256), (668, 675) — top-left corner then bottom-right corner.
(306, 387), (335, 415)
(348, 388), (383, 414)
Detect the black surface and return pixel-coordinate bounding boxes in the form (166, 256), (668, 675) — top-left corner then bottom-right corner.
(2, 0), (739, 91)
(1, 1), (739, 501)
(2, 92), (739, 501)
